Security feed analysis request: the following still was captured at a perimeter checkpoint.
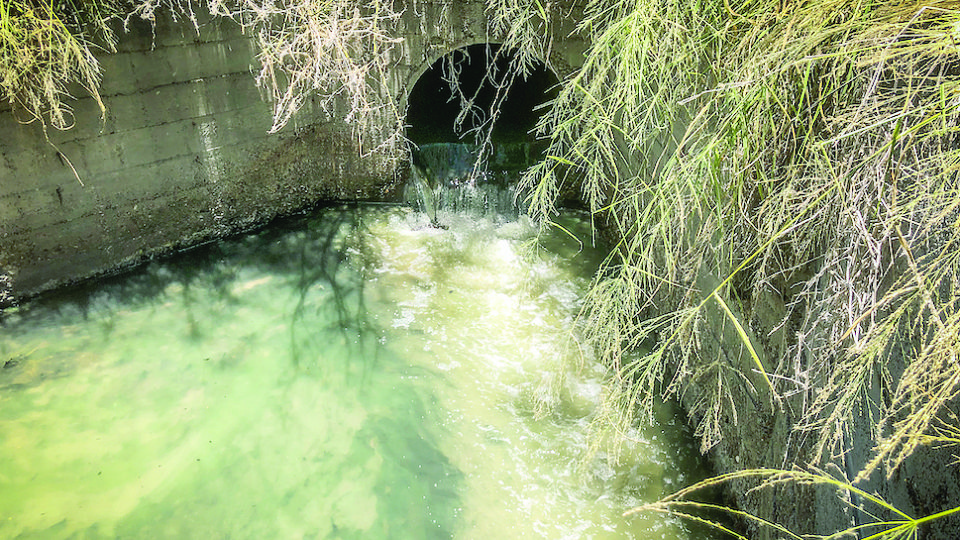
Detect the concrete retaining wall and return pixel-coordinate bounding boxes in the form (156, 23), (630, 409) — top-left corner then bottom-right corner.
(0, 12), (387, 305)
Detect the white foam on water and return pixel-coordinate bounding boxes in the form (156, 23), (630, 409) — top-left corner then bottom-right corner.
(0, 206), (713, 540)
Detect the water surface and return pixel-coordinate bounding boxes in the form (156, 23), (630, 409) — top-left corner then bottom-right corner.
(0, 205), (709, 539)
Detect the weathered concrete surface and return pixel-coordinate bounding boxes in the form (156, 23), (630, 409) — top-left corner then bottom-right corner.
(0, 12), (384, 305)
(676, 266), (960, 539)
(0, 2), (588, 306)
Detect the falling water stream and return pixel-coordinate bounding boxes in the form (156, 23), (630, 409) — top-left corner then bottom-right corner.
(0, 197), (715, 538)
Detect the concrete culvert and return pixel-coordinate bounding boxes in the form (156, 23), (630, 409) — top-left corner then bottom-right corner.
(405, 43), (560, 149)
(403, 43), (561, 222)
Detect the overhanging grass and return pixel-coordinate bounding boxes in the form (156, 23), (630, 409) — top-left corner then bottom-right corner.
(513, 0), (960, 468)
(0, 0), (121, 129)
(627, 468), (960, 539)
(492, 0), (960, 533)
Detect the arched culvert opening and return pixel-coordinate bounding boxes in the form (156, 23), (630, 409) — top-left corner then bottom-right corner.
(405, 43), (560, 175)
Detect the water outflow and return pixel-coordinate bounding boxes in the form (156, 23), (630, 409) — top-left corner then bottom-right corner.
(405, 142), (540, 224)
(0, 204), (715, 538)
(409, 161), (441, 227)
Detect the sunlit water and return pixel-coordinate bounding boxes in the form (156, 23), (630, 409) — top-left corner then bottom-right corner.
(0, 205), (712, 539)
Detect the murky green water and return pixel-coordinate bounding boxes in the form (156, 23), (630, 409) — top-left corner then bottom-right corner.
(0, 205), (710, 539)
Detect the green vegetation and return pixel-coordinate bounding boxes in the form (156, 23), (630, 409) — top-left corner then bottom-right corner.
(2, 0), (402, 146)
(6, 0), (960, 536)
(628, 468), (960, 539)
(0, 0), (120, 130)
(497, 0), (960, 536)
(210, 0), (403, 140)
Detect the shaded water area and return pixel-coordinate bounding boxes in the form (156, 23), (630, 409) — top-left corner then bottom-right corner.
(0, 204), (714, 539)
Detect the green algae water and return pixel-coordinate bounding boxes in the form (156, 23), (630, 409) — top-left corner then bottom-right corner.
(0, 205), (711, 539)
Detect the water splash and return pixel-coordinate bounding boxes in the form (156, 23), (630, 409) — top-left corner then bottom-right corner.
(404, 142), (543, 223)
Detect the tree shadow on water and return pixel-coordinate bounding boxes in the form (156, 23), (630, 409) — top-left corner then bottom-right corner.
(345, 400), (463, 539)
(0, 205), (388, 380)
(276, 205), (386, 383)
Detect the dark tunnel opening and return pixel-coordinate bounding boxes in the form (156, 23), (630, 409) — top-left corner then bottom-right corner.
(405, 44), (560, 148)
(403, 44), (562, 220)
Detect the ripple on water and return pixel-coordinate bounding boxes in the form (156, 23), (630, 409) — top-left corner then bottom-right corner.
(0, 205), (716, 539)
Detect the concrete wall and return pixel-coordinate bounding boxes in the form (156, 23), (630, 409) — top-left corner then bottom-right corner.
(0, 1), (588, 307)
